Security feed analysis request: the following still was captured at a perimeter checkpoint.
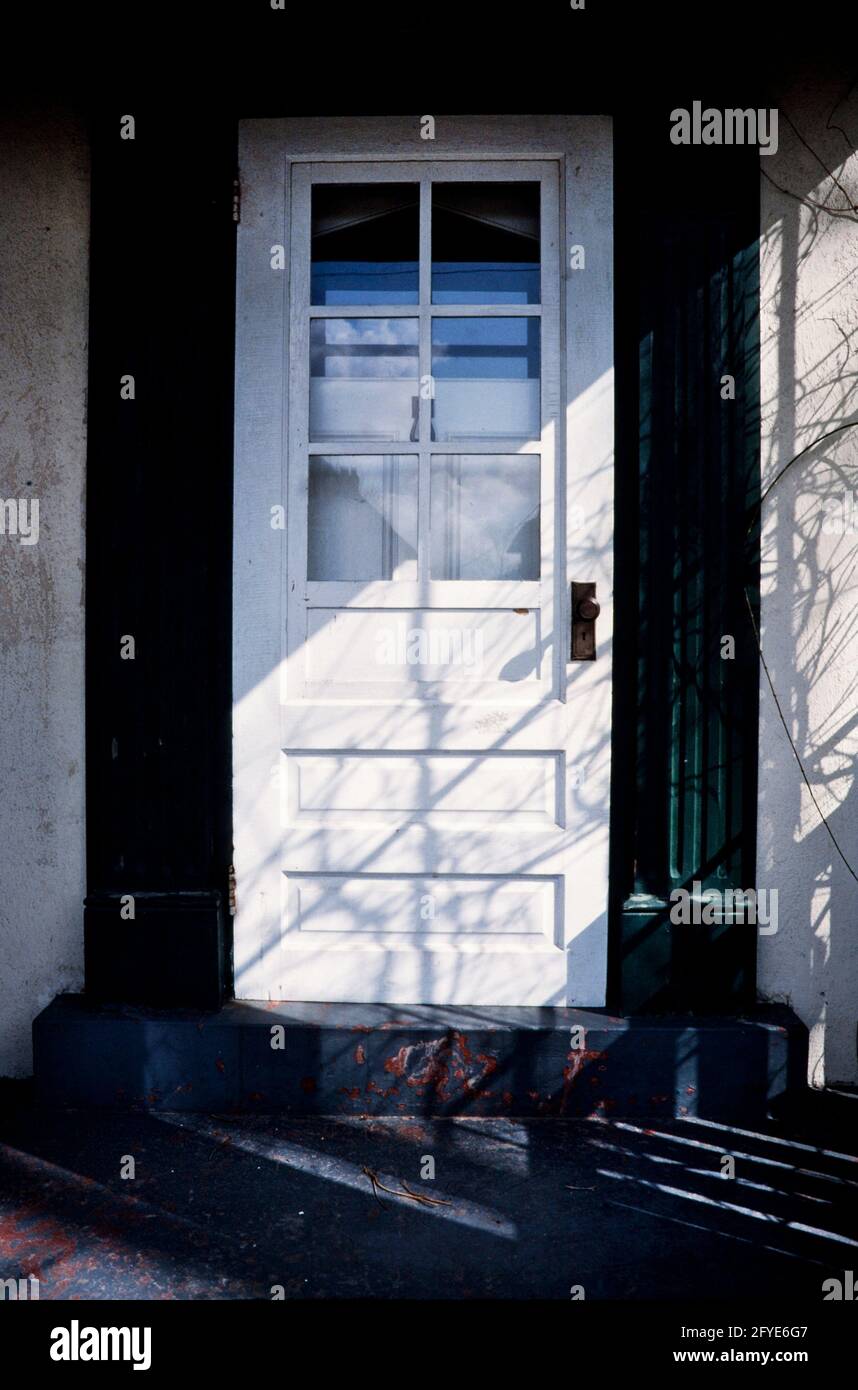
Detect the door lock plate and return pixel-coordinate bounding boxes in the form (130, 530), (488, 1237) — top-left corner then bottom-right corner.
(570, 582), (600, 661)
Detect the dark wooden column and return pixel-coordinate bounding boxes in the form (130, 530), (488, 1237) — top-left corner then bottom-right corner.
(84, 110), (237, 1007)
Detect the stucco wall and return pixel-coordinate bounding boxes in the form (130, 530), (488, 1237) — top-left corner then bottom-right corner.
(758, 76), (858, 1085)
(0, 112), (89, 1077)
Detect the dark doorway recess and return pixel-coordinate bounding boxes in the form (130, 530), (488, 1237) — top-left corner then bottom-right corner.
(611, 109), (761, 1013)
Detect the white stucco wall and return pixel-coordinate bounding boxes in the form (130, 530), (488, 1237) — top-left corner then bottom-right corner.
(0, 112), (89, 1077)
(758, 77), (858, 1086)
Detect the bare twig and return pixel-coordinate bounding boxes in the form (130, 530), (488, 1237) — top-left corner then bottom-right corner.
(363, 1166), (453, 1208)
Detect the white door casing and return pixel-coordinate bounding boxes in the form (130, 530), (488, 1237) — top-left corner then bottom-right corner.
(233, 116), (614, 1005)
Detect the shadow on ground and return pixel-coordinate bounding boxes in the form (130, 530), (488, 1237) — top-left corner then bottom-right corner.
(0, 1084), (856, 1299)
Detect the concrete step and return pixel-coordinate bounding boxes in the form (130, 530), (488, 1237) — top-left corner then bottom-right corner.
(33, 995), (807, 1120)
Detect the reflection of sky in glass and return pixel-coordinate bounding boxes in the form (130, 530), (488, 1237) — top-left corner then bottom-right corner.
(310, 320), (419, 442)
(308, 455), (417, 580)
(312, 263), (419, 305)
(432, 265), (539, 305)
(432, 319), (540, 379)
(311, 319), (419, 379)
(431, 455), (540, 580)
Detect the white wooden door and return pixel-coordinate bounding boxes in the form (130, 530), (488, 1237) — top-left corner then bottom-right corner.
(233, 118), (614, 1006)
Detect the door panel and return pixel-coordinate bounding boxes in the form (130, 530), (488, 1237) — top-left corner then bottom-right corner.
(232, 119), (614, 1009)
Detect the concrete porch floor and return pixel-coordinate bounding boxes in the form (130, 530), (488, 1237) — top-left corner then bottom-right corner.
(1, 1084), (856, 1299)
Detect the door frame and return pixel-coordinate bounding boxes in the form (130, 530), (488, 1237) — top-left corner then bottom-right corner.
(232, 114), (614, 1001)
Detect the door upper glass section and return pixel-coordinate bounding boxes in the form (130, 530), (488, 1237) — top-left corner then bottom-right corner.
(305, 172), (545, 583)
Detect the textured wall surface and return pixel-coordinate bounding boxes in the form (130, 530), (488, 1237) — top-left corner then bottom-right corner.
(0, 112), (89, 1076)
(758, 77), (858, 1085)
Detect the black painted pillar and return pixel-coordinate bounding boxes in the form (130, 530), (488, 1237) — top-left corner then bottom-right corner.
(84, 110), (236, 1007)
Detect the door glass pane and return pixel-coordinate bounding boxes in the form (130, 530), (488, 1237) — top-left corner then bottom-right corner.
(430, 454), (540, 579)
(308, 455), (418, 580)
(312, 184), (419, 304)
(310, 318), (419, 442)
(432, 182), (540, 304)
(431, 318), (540, 442)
